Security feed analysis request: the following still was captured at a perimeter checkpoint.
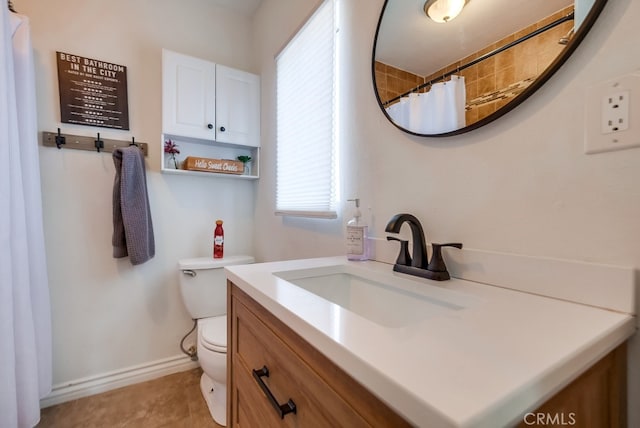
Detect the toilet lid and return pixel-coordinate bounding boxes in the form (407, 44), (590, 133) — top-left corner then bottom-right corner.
(200, 316), (227, 352)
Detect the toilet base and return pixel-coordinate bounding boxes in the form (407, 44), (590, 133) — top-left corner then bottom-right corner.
(200, 372), (227, 426)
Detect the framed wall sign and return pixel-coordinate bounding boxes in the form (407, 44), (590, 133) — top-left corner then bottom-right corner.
(56, 51), (130, 130)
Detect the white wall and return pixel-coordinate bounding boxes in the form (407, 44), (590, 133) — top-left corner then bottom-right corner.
(254, 0), (640, 266)
(253, 0), (640, 424)
(18, 0), (257, 386)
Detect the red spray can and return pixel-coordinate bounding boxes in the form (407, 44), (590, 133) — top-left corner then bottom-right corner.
(213, 220), (224, 259)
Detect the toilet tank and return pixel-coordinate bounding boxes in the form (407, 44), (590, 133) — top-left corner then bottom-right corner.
(178, 255), (254, 319)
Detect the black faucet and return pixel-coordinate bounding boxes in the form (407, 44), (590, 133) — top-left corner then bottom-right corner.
(384, 214), (428, 268)
(385, 213), (462, 281)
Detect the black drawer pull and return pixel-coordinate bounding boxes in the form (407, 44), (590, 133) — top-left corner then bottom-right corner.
(252, 365), (297, 419)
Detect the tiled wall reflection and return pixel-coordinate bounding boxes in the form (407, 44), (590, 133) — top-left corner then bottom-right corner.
(375, 6), (573, 128)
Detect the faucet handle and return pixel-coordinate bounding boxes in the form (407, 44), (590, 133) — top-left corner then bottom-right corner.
(427, 243), (463, 273)
(387, 236), (412, 266)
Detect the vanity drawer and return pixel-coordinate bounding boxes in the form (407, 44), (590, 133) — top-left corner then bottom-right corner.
(231, 291), (370, 427)
(228, 282), (411, 428)
(232, 358), (283, 427)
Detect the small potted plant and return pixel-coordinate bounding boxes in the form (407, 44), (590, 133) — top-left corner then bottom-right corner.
(164, 140), (180, 169)
(237, 155), (252, 175)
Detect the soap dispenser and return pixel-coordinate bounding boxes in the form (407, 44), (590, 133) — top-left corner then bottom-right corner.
(346, 198), (370, 261)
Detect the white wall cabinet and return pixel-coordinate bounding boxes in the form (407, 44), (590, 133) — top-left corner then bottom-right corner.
(162, 49), (216, 140)
(215, 64), (260, 147)
(162, 49), (260, 178)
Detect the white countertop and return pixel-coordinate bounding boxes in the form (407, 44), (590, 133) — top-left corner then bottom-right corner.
(225, 256), (635, 428)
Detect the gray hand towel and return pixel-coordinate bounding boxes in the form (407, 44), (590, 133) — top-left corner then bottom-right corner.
(112, 146), (155, 265)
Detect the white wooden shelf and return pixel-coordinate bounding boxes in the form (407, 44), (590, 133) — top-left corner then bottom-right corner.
(160, 167), (258, 180)
(161, 133), (259, 180)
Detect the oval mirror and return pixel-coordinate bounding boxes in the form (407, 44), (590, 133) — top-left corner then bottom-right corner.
(372, 0), (607, 137)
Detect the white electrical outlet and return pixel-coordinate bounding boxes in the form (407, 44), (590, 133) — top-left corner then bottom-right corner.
(585, 72), (640, 154)
(601, 90), (629, 134)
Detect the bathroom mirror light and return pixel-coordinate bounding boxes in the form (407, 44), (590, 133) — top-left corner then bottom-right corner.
(372, 0), (607, 137)
(424, 0), (467, 23)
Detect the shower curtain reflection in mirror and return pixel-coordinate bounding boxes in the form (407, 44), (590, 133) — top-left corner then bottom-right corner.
(385, 75), (466, 134)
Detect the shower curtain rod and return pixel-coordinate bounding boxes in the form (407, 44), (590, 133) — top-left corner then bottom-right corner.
(383, 11), (575, 106)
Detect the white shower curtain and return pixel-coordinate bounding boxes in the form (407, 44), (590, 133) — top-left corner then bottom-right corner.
(386, 75), (466, 134)
(1, 6), (52, 428)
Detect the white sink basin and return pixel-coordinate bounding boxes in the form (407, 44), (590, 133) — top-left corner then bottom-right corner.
(274, 264), (479, 327)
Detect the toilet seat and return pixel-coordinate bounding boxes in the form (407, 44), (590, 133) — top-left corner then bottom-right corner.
(199, 316), (227, 353)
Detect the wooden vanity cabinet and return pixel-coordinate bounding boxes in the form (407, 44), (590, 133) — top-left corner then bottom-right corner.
(228, 281), (627, 428)
(516, 342), (627, 428)
(227, 282), (411, 428)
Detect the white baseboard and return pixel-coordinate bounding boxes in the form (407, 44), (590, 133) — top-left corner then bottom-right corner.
(40, 354), (200, 408)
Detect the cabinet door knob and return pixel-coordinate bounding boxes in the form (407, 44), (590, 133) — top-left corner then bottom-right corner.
(219, 126), (226, 132)
(207, 123), (213, 129)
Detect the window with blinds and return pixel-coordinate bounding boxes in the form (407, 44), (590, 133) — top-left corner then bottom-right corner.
(275, 0), (338, 219)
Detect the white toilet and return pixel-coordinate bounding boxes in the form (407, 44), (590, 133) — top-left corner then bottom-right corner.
(178, 255), (254, 426)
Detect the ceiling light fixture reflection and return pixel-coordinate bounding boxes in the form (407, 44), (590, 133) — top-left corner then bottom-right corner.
(424, 0), (467, 23)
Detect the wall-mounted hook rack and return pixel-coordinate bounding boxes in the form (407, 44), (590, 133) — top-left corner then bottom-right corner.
(42, 130), (148, 156)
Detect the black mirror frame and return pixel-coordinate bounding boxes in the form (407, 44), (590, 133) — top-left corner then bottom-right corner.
(371, 0), (609, 137)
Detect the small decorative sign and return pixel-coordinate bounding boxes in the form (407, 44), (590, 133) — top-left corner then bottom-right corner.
(56, 51), (129, 130)
(183, 156), (244, 175)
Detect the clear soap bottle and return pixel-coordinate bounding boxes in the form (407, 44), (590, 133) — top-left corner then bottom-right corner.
(346, 198), (369, 261)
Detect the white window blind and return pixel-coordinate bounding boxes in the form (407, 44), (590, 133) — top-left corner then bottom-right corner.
(275, 0), (338, 219)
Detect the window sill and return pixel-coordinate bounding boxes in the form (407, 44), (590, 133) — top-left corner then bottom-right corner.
(275, 210), (337, 219)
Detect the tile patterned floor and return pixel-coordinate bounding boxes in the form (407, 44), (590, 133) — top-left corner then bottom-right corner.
(37, 368), (223, 428)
